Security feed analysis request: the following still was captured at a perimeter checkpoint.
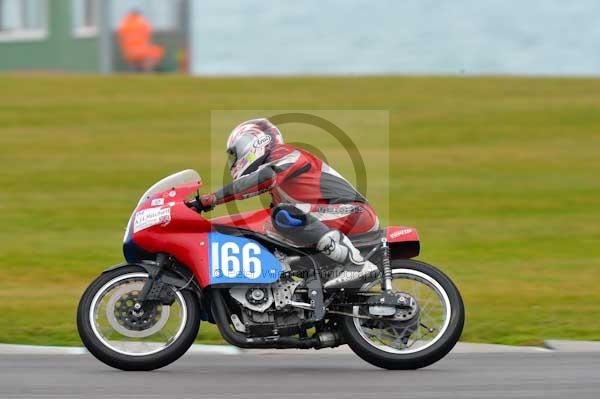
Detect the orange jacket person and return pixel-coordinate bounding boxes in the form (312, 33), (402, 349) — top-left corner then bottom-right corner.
(117, 10), (164, 71)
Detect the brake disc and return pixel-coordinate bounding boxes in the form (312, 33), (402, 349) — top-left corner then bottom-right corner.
(105, 281), (171, 338)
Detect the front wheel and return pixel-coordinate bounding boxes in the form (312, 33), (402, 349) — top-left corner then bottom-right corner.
(77, 265), (200, 371)
(341, 259), (464, 370)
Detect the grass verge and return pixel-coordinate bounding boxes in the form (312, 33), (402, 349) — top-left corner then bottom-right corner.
(1, 74), (599, 346)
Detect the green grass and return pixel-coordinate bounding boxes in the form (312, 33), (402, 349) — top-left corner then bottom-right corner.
(1, 74), (599, 346)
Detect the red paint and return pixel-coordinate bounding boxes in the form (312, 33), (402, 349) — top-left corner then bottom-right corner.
(131, 182), (212, 287)
(209, 208), (272, 234)
(386, 226), (420, 243)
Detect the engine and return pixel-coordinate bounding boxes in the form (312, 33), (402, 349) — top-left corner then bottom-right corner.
(229, 276), (308, 337)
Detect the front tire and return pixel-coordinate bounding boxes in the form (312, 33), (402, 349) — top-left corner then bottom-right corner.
(77, 265), (200, 371)
(341, 259), (464, 370)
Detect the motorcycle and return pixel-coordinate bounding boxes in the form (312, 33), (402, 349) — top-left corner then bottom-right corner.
(77, 169), (464, 371)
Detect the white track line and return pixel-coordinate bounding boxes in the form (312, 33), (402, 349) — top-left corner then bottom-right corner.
(543, 340), (600, 352)
(2, 340), (598, 356)
(0, 343), (239, 356)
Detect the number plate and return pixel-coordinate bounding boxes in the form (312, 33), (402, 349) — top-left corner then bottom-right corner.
(208, 232), (282, 284)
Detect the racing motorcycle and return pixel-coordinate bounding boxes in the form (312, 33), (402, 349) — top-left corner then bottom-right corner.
(77, 169), (464, 371)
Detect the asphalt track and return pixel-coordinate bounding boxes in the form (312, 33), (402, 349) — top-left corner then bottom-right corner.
(1, 347), (599, 399)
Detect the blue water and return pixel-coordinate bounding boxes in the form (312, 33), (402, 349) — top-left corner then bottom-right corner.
(190, 0), (600, 76)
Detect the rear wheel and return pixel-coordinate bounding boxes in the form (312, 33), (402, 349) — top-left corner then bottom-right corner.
(77, 265), (200, 371)
(341, 259), (464, 370)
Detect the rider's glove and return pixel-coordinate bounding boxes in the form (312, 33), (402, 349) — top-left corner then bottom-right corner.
(198, 194), (216, 212)
(186, 194), (216, 213)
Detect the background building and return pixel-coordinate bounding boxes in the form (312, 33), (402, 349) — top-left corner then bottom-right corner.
(2, 0), (600, 75)
(0, 0), (188, 73)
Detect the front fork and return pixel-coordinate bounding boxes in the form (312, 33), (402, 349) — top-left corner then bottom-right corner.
(135, 253), (177, 308)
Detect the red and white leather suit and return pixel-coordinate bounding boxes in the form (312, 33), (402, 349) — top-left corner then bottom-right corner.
(212, 144), (378, 244)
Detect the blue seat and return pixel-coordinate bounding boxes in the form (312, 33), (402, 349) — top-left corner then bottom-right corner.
(274, 209), (304, 228)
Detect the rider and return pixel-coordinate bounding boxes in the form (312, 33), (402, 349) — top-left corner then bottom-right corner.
(196, 118), (380, 288)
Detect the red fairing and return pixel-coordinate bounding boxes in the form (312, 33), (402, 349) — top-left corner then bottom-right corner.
(131, 182), (213, 287)
(386, 226), (420, 243)
(209, 208), (272, 234)
(129, 180), (421, 287)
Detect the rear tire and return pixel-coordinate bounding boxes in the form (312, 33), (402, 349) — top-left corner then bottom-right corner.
(341, 259), (464, 370)
(77, 265), (200, 371)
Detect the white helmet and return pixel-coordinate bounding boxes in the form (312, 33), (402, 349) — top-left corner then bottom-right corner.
(226, 118), (284, 180)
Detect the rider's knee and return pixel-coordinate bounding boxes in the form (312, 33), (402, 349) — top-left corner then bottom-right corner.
(272, 204), (307, 231)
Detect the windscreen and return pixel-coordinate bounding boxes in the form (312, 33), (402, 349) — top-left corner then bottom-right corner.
(124, 169), (201, 243)
(135, 169), (201, 207)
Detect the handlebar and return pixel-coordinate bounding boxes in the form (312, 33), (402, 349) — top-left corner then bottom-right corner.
(185, 199), (203, 213)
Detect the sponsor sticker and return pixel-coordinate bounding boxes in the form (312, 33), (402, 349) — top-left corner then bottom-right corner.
(133, 207), (171, 233)
(253, 135), (272, 148)
(151, 198), (164, 207)
(317, 205), (364, 215)
(389, 229), (413, 239)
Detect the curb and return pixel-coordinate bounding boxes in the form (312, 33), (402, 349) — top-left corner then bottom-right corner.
(243, 342), (554, 355)
(0, 344), (88, 355)
(543, 340), (600, 353)
(453, 342), (552, 353)
(0, 343), (239, 356)
(2, 340), (598, 356)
